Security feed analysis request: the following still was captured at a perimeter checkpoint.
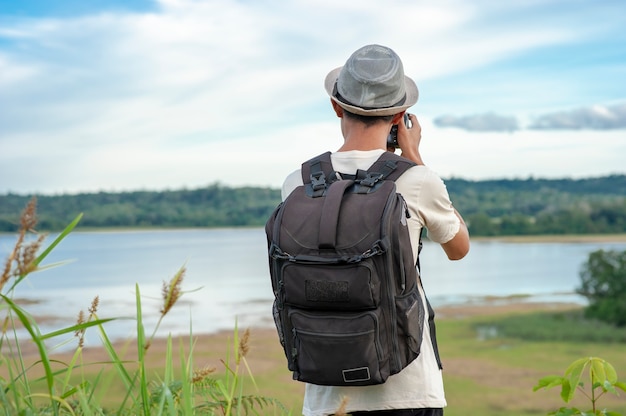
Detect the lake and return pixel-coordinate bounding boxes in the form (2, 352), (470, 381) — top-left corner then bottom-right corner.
(1, 229), (625, 348)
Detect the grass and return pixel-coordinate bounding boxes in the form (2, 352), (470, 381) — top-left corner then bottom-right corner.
(234, 308), (626, 415)
(438, 309), (626, 416)
(0, 198), (287, 415)
(473, 309), (626, 343)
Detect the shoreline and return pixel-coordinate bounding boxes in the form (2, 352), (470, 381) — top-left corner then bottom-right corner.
(469, 233), (626, 243)
(2, 229), (626, 243)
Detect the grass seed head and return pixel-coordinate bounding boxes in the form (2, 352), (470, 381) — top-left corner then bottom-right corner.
(75, 310), (86, 348)
(1, 197), (41, 291)
(88, 296), (100, 317)
(238, 328), (251, 362)
(0, 257), (12, 291)
(192, 365), (216, 384)
(18, 234), (45, 276)
(160, 266), (185, 317)
(20, 198), (38, 232)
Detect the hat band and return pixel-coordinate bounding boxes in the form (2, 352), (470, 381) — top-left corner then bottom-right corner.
(333, 82), (406, 110)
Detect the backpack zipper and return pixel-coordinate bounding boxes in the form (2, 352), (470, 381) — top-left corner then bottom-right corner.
(381, 188), (401, 373)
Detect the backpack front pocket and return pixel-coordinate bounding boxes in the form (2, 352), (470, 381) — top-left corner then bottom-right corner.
(288, 310), (385, 386)
(282, 260), (380, 310)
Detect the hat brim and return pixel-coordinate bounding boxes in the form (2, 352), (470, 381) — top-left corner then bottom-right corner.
(324, 66), (419, 117)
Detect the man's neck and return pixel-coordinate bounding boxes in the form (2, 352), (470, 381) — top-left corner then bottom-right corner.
(337, 120), (391, 152)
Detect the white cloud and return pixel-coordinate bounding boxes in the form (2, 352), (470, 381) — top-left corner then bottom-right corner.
(0, 0), (624, 194)
(419, 119), (626, 181)
(530, 103), (626, 130)
(433, 113), (519, 132)
(431, 103), (626, 132)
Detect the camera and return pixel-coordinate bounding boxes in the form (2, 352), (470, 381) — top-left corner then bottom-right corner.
(386, 113), (412, 148)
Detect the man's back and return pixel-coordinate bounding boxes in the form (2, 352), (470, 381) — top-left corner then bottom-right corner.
(281, 149), (461, 416)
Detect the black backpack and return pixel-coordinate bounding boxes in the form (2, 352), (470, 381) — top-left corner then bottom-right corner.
(266, 151), (430, 386)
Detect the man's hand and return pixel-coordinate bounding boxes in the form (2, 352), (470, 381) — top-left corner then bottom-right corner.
(397, 113), (424, 165)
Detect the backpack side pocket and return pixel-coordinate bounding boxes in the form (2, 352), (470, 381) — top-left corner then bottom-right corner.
(395, 286), (424, 365)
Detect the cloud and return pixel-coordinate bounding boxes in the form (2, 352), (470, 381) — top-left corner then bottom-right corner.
(418, 119), (626, 181)
(432, 102), (626, 132)
(529, 103), (626, 130)
(432, 113), (519, 132)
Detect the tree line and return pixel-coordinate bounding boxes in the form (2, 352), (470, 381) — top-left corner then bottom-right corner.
(1, 175), (625, 236)
(445, 175), (626, 235)
(0, 185), (280, 231)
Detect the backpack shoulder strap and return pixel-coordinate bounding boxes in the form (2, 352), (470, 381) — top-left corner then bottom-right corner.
(301, 151), (416, 184)
(299, 151), (416, 195)
(366, 152), (417, 182)
(300, 152), (336, 198)
(301, 151), (333, 184)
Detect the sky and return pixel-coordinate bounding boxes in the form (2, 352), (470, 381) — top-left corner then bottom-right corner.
(1, 0), (625, 195)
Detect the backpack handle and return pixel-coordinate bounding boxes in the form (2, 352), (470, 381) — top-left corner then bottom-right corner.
(318, 179), (354, 249)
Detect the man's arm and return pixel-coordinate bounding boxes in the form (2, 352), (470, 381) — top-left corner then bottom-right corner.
(398, 113), (470, 260)
(441, 209), (470, 260)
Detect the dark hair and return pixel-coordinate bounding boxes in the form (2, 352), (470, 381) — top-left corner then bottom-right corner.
(343, 109), (395, 126)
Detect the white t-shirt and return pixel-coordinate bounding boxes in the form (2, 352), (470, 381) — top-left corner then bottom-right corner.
(281, 149), (461, 416)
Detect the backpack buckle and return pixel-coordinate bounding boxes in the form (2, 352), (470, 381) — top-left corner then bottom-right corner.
(359, 172), (384, 187)
(310, 172), (327, 191)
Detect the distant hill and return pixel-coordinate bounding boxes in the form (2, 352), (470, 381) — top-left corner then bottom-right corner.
(443, 175), (626, 235)
(1, 175), (625, 236)
(0, 184), (280, 232)
(446, 175), (626, 196)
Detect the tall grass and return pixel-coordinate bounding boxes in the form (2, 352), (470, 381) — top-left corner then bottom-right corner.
(0, 198), (287, 415)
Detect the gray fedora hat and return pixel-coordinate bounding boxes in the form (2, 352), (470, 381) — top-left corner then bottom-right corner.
(324, 44), (418, 117)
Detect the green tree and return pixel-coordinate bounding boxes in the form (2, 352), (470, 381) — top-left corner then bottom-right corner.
(466, 212), (497, 236)
(577, 249), (626, 327)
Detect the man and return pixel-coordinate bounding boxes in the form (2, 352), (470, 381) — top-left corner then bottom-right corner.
(281, 44), (470, 416)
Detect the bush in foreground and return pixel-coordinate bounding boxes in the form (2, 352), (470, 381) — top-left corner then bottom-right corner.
(0, 198), (286, 415)
(535, 356), (626, 415)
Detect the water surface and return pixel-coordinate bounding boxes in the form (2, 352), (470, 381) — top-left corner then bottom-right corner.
(1, 229), (624, 347)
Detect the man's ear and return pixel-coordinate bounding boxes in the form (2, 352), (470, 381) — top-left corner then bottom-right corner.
(331, 100), (344, 118)
(391, 111), (405, 125)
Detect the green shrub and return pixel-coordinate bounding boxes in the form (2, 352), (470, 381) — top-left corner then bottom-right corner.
(577, 249), (626, 327)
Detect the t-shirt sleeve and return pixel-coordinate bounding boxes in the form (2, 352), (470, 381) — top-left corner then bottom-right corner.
(397, 167), (461, 244)
(281, 169), (303, 201)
